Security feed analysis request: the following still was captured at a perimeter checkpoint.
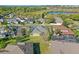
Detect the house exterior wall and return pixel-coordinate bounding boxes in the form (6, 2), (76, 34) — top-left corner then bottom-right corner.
(52, 34), (76, 42)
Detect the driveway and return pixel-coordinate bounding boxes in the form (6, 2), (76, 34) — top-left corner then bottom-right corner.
(48, 40), (79, 54)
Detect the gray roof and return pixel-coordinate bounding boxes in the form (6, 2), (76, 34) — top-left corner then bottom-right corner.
(17, 42), (33, 54)
(38, 18), (45, 23)
(31, 25), (47, 35)
(54, 17), (63, 23)
(7, 18), (18, 24)
(25, 18), (34, 23)
(0, 27), (5, 34)
(0, 27), (6, 38)
(0, 19), (4, 22)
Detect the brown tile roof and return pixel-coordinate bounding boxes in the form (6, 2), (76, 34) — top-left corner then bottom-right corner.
(53, 25), (74, 35)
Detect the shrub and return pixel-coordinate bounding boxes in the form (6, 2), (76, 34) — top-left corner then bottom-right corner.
(0, 41), (7, 49)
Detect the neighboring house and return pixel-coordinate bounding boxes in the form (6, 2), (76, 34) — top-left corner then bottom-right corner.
(52, 25), (76, 42)
(25, 18), (34, 24)
(9, 13), (14, 18)
(16, 26), (29, 36)
(37, 18), (45, 24)
(0, 27), (5, 38)
(0, 18), (4, 23)
(12, 26), (18, 36)
(7, 17), (26, 24)
(7, 26), (17, 37)
(0, 26), (18, 38)
(0, 16), (4, 25)
(0, 27), (15, 38)
(0, 26), (27, 38)
(7, 18), (18, 24)
(30, 25), (48, 36)
(54, 17), (63, 25)
(16, 17), (25, 23)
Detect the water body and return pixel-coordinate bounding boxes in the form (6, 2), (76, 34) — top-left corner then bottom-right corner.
(48, 11), (79, 14)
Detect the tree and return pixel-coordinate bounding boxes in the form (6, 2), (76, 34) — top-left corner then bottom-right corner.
(21, 28), (26, 36)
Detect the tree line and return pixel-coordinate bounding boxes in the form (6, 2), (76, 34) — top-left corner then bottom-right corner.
(0, 6), (47, 18)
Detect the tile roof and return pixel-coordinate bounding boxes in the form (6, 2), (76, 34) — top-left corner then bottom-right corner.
(31, 25), (47, 34)
(54, 17), (63, 23)
(53, 25), (74, 35)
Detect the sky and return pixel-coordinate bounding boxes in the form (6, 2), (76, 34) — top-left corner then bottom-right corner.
(0, 0), (79, 5)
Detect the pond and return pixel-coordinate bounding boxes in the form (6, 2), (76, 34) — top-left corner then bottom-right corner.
(48, 11), (79, 14)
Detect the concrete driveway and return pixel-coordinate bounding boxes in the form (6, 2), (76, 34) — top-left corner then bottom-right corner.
(48, 40), (79, 54)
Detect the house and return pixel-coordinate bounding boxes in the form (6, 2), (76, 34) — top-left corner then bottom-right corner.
(7, 18), (18, 24)
(0, 15), (4, 25)
(12, 26), (18, 36)
(52, 25), (76, 42)
(0, 18), (4, 23)
(0, 27), (5, 38)
(16, 17), (25, 23)
(30, 25), (48, 36)
(37, 18), (45, 24)
(9, 13), (14, 18)
(25, 18), (34, 24)
(6, 26), (18, 37)
(16, 26), (29, 36)
(54, 17), (63, 25)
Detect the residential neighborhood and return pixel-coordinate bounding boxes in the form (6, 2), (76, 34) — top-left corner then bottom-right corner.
(0, 5), (79, 54)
